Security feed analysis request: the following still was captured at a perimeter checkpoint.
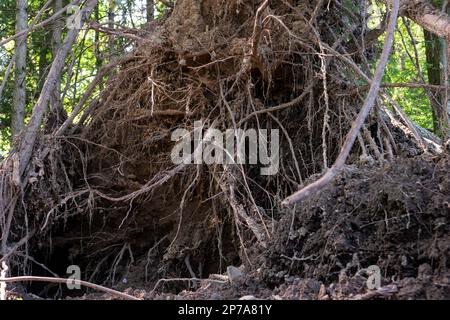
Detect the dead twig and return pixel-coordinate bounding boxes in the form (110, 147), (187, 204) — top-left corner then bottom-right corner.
(353, 284), (398, 300)
(151, 277), (227, 294)
(0, 275), (140, 300)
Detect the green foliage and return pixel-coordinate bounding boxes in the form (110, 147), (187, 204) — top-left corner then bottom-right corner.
(383, 19), (434, 130)
(0, 0), (15, 156)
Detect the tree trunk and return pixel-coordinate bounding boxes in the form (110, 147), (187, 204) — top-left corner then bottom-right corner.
(49, 0), (67, 127)
(108, 0), (116, 57)
(12, 0), (27, 138)
(147, 0), (155, 22)
(402, 0), (450, 38)
(424, 30), (449, 136)
(17, 0), (98, 177)
(94, 3), (103, 91)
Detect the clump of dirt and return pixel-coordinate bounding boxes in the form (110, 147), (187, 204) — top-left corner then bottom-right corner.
(262, 153), (450, 299)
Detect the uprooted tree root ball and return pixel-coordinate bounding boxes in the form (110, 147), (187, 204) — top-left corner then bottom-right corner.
(0, 0), (449, 300)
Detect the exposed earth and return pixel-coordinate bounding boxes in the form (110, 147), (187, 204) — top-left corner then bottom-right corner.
(9, 153), (449, 300)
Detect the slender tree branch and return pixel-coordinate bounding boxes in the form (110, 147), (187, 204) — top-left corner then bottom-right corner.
(282, 0), (400, 206)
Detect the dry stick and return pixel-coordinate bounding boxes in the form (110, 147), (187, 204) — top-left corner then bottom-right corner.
(239, 84), (312, 124)
(267, 113), (303, 183)
(240, 0), (270, 78)
(250, 0), (270, 57)
(0, 233), (33, 264)
(87, 23), (145, 42)
(339, 34), (428, 147)
(17, 0), (98, 177)
(151, 277), (227, 294)
(1, 195), (18, 256)
(90, 163), (187, 203)
(382, 93), (425, 147)
(282, 0), (400, 207)
(309, 0), (326, 24)
(0, 276), (140, 300)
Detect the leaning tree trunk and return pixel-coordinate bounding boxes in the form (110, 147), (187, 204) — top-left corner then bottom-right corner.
(94, 3), (103, 90)
(17, 0), (98, 177)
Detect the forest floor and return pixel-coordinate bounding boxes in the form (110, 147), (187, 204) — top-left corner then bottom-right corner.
(41, 152), (449, 300)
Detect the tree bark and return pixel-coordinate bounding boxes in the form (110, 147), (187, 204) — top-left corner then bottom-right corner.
(108, 0), (116, 57)
(94, 3), (103, 91)
(395, 0), (450, 136)
(147, 0), (155, 22)
(0, 57), (14, 105)
(402, 0), (450, 38)
(12, 0), (27, 138)
(49, 0), (67, 127)
(424, 30), (449, 136)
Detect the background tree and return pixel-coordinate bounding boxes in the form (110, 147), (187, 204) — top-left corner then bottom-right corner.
(12, 0), (27, 138)
(147, 0), (154, 22)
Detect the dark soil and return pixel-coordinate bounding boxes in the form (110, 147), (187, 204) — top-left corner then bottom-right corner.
(59, 153), (449, 301)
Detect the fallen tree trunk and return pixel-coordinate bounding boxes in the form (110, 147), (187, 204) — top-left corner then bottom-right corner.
(400, 0), (450, 38)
